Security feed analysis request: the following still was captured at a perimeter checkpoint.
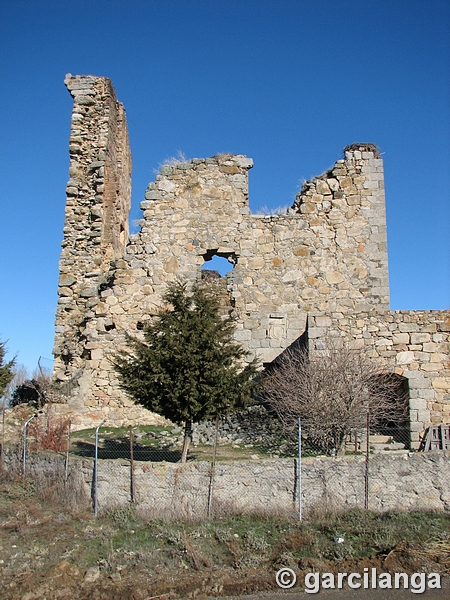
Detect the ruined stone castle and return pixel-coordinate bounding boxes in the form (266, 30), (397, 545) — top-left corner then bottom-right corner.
(52, 74), (450, 446)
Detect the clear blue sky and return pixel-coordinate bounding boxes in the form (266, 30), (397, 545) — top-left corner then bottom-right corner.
(1, 0), (449, 373)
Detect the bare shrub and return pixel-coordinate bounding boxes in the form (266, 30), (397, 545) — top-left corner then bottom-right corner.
(0, 450), (90, 512)
(28, 414), (71, 453)
(260, 340), (407, 455)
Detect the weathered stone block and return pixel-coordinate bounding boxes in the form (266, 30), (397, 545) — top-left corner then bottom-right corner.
(248, 256), (265, 269)
(410, 333), (431, 344)
(432, 378), (450, 390)
(325, 271), (344, 285)
(392, 333), (409, 345)
(308, 327), (326, 339)
(315, 316), (332, 327)
(396, 351), (416, 365)
(409, 388), (436, 400)
(409, 398), (427, 410)
(408, 377), (432, 390)
(430, 353), (448, 363)
(348, 338), (365, 350)
(293, 245), (309, 256)
(422, 342), (438, 353)
(399, 323), (420, 333)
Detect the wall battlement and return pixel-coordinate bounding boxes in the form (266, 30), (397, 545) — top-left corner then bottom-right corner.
(53, 76), (449, 442)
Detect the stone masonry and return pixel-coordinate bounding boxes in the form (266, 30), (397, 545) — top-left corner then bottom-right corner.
(4, 449), (450, 517)
(53, 75), (450, 444)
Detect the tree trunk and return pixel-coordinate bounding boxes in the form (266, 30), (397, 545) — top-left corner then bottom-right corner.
(180, 419), (192, 463)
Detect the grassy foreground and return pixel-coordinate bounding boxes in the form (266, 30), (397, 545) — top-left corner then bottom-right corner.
(0, 471), (449, 599)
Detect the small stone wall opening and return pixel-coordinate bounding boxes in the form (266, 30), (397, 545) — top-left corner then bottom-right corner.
(201, 251), (237, 278)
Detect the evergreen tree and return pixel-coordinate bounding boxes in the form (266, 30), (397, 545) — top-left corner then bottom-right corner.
(114, 280), (259, 461)
(0, 340), (16, 399)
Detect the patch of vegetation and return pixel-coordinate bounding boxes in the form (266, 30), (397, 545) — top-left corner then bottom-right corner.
(0, 338), (15, 398)
(1, 470), (449, 600)
(71, 424), (171, 442)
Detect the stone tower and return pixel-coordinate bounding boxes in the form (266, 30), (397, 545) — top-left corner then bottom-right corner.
(54, 75), (131, 409)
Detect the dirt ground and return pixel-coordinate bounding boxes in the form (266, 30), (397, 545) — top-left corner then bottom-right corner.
(1, 471), (449, 600)
(2, 552), (448, 600)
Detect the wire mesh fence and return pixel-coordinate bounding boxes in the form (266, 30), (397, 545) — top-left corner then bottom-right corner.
(1, 405), (447, 521)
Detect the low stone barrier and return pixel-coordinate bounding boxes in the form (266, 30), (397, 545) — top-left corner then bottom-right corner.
(2, 449), (449, 518)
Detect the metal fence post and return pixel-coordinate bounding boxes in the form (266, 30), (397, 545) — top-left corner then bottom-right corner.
(364, 412), (369, 510)
(129, 426), (135, 504)
(298, 417), (302, 521)
(64, 421), (71, 484)
(94, 419), (106, 516)
(22, 414), (37, 476)
(207, 416), (219, 519)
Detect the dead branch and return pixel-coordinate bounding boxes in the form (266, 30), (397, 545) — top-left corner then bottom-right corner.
(260, 339), (407, 454)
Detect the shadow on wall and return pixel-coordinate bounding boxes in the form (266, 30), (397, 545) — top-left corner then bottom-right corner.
(373, 373), (410, 448)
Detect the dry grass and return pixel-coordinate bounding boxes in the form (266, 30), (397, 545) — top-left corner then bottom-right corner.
(0, 469), (449, 599)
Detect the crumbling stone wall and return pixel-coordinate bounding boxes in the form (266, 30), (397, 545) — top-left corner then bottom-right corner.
(55, 75), (133, 415)
(53, 75), (449, 437)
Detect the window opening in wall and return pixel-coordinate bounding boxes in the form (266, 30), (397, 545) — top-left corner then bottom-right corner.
(201, 250), (236, 309)
(201, 250), (236, 278)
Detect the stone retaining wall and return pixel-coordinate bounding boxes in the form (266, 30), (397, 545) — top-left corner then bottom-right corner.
(4, 449), (449, 518)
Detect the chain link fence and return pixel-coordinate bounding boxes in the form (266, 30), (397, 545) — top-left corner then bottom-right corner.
(1, 405), (448, 520)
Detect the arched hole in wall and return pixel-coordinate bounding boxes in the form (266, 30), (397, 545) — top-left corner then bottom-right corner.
(201, 250), (236, 278)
